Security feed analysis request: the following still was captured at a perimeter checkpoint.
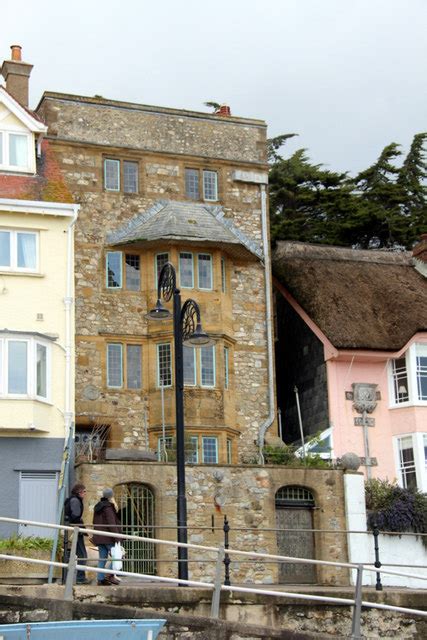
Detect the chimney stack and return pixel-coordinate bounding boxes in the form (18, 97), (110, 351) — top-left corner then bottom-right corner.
(413, 233), (427, 264)
(1, 45), (33, 107)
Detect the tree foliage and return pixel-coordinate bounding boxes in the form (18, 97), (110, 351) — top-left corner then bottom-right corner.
(269, 133), (427, 249)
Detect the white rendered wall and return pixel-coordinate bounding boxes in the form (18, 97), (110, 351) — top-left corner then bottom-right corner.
(344, 472), (427, 588)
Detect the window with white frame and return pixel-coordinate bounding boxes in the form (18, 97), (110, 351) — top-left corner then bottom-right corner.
(202, 436), (218, 463)
(200, 345), (215, 387)
(106, 343), (142, 389)
(224, 346), (229, 389)
(0, 334), (50, 400)
(183, 346), (196, 386)
(186, 436), (199, 463)
(198, 253), (212, 290)
(0, 229), (38, 272)
(157, 343), (172, 387)
(203, 170), (218, 201)
(179, 252), (194, 288)
(226, 438), (232, 464)
(390, 344), (427, 406)
(155, 253), (169, 284)
(106, 252), (140, 290)
(157, 435), (173, 461)
(394, 433), (427, 491)
(104, 159), (139, 194)
(0, 131), (30, 172)
(185, 168), (199, 200)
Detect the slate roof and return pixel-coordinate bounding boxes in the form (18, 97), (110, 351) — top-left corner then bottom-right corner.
(107, 200), (263, 260)
(273, 241), (427, 351)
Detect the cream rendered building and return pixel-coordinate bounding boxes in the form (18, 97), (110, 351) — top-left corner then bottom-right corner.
(0, 47), (79, 538)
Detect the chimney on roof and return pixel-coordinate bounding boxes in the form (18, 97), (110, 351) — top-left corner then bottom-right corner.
(413, 233), (427, 263)
(217, 104), (231, 117)
(1, 45), (33, 107)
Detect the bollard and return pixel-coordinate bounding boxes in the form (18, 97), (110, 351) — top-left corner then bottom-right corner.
(223, 515), (231, 586)
(372, 520), (383, 591)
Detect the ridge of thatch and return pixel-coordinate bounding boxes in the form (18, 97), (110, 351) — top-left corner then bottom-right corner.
(272, 241), (427, 351)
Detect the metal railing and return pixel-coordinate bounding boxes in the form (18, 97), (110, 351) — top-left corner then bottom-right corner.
(0, 515), (426, 640)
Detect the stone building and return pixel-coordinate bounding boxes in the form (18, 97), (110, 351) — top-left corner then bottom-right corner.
(29, 74), (351, 585)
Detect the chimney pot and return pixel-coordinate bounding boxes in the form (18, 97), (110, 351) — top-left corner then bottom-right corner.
(11, 45), (22, 61)
(217, 104), (231, 117)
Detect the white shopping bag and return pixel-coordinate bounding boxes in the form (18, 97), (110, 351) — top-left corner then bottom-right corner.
(111, 542), (124, 572)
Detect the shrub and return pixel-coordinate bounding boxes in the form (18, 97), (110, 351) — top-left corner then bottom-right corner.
(0, 535), (53, 553)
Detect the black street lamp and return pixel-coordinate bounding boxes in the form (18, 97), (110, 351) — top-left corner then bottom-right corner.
(146, 262), (212, 581)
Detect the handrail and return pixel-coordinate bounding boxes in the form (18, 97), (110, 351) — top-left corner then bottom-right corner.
(0, 514), (426, 640)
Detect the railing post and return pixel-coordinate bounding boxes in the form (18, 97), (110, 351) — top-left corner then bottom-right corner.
(351, 564), (363, 639)
(211, 545), (225, 619)
(64, 526), (79, 601)
(223, 515), (231, 586)
(372, 520), (383, 591)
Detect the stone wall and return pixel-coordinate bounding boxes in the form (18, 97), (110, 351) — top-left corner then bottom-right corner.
(77, 462), (349, 586)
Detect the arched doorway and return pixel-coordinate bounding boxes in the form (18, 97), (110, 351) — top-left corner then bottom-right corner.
(275, 485), (316, 584)
(114, 483), (156, 575)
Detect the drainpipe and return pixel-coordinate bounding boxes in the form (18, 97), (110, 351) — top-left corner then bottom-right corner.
(64, 205), (79, 441)
(257, 184), (275, 463)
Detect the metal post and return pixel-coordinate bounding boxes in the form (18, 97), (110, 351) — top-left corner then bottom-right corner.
(64, 526), (79, 600)
(223, 515), (231, 586)
(211, 545), (225, 618)
(372, 521), (383, 591)
(174, 289), (188, 583)
(351, 564), (363, 639)
(362, 410), (372, 480)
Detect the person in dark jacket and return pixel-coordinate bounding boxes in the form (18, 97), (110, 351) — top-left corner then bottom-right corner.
(64, 483), (89, 584)
(92, 488), (122, 586)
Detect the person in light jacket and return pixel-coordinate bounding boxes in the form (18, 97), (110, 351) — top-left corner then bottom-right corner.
(92, 488), (122, 586)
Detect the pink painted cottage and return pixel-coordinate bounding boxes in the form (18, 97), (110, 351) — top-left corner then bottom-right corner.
(272, 238), (427, 491)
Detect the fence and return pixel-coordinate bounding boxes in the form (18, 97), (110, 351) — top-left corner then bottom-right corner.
(0, 515), (426, 640)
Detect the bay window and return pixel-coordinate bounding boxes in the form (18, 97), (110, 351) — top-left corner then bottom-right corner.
(0, 335), (50, 400)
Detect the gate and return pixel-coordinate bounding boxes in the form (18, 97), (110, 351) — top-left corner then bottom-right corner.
(275, 485), (316, 584)
(114, 483), (156, 575)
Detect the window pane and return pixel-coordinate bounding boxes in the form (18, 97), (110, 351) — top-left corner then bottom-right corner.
(17, 233), (36, 269)
(198, 254), (212, 289)
(104, 159), (120, 191)
(124, 161), (138, 193)
(180, 252), (193, 288)
(185, 168), (199, 200)
(158, 436), (173, 461)
(8, 341), (27, 394)
(9, 134), (28, 167)
(107, 344), (123, 387)
(203, 170), (218, 201)
(186, 436), (199, 463)
(36, 343), (47, 398)
(183, 346), (196, 385)
(125, 254), (140, 290)
(106, 252), (122, 288)
(0, 231), (10, 267)
(126, 345), (142, 389)
(201, 345), (215, 387)
(392, 357), (409, 403)
(224, 346), (229, 389)
(202, 437), (218, 464)
(157, 343), (172, 386)
(156, 253), (169, 283)
(416, 355), (427, 401)
(221, 257), (226, 293)
(227, 438), (232, 464)
(399, 436), (417, 490)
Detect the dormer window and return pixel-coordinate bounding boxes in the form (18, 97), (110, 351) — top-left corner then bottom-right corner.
(0, 131), (31, 172)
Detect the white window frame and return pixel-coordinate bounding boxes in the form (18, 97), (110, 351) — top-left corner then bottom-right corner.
(106, 251), (123, 289)
(393, 433), (427, 492)
(0, 229), (39, 273)
(179, 252), (194, 289)
(126, 344), (142, 390)
(183, 345), (196, 386)
(157, 343), (172, 388)
(197, 253), (213, 290)
(123, 160), (139, 194)
(0, 130), (32, 173)
(203, 170), (218, 201)
(200, 345), (216, 388)
(107, 343), (123, 388)
(104, 158), (120, 192)
(224, 346), (229, 390)
(226, 438), (232, 464)
(186, 436), (199, 463)
(0, 334), (51, 402)
(389, 343), (427, 407)
(202, 436), (218, 464)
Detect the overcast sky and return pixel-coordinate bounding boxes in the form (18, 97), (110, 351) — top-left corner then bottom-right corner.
(1, 0), (426, 174)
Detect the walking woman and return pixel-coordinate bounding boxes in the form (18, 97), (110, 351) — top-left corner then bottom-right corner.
(92, 488), (121, 585)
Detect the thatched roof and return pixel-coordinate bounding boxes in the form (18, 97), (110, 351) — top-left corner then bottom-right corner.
(272, 242), (427, 351)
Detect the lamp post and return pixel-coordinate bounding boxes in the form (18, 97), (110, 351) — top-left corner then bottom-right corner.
(146, 262), (211, 581)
